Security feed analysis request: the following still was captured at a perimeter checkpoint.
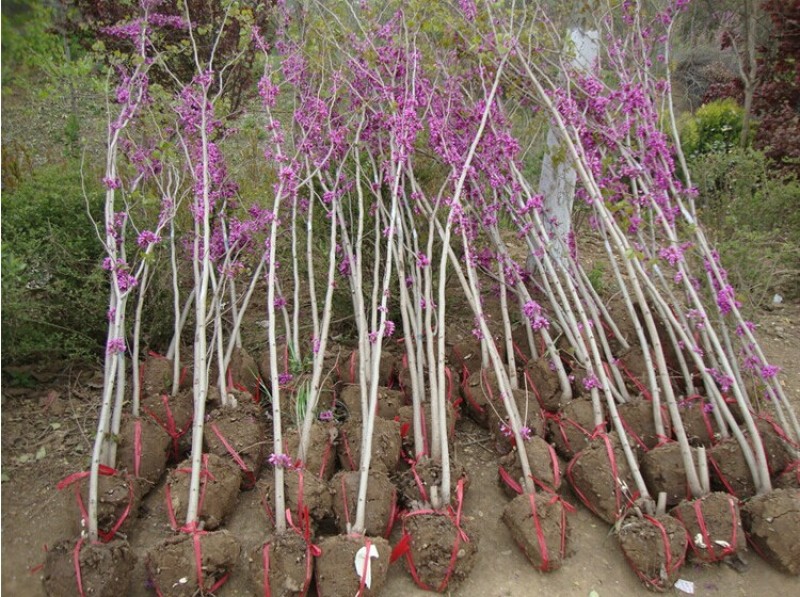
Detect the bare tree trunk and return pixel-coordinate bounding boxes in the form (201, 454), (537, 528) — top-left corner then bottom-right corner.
(538, 28), (599, 266)
(740, 0), (757, 147)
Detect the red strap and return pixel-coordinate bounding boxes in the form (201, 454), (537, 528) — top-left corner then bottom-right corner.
(72, 537), (86, 597)
(357, 538), (372, 596)
(527, 493), (550, 571)
(210, 423), (256, 489)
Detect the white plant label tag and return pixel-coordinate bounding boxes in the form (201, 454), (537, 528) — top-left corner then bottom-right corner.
(353, 544), (379, 591)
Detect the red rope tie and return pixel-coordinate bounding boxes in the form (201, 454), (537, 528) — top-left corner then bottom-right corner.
(707, 452), (738, 497)
(758, 413), (800, 450)
(618, 359), (651, 400)
(523, 368), (546, 410)
(210, 422), (256, 489)
(385, 487), (398, 539)
(340, 474), (351, 530)
(356, 538), (372, 597)
(341, 428), (357, 471)
(72, 537), (86, 597)
(685, 496), (738, 561)
(512, 340), (530, 365)
(527, 492), (550, 571)
(142, 393), (192, 459)
(318, 435), (334, 480)
(499, 465), (524, 495)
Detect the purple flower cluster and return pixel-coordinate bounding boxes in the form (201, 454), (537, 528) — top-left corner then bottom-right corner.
(268, 453), (293, 469)
(522, 300), (549, 331)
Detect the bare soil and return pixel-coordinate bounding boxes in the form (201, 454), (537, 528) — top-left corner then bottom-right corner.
(4, 303), (800, 595)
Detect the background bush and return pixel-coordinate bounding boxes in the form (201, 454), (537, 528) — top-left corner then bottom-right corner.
(1, 161), (108, 365)
(691, 147), (800, 308)
(680, 98), (744, 158)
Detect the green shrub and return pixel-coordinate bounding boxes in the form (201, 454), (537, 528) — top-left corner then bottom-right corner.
(1, 161), (108, 365)
(681, 98), (744, 157)
(691, 148), (800, 307)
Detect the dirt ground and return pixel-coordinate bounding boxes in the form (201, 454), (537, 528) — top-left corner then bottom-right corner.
(2, 303), (799, 596)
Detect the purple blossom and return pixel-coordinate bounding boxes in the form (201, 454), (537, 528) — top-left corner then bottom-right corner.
(523, 300), (550, 331)
(761, 365), (780, 380)
(384, 320), (396, 337)
(716, 285), (739, 315)
(318, 410), (334, 422)
(416, 252), (430, 268)
(520, 426), (533, 441)
(137, 230), (161, 248)
(106, 338), (126, 354)
(103, 177), (122, 190)
(499, 422), (513, 439)
(658, 245), (684, 266)
(582, 374), (600, 391)
(268, 453), (293, 469)
(459, 0), (477, 21)
(278, 372), (294, 385)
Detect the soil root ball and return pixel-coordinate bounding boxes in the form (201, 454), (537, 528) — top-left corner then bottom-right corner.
(708, 437), (758, 499)
(165, 453), (240, 530)
(498, 436), (562, 498)
(489, 389), (546, 454)
(521, 357), (564, 413)
(315, 535), (390, 597)
(116, 415), (171, 492)
(671, 492), (746, 563)
(641, 442), (696, 507)
(617, 513), (688, 592)
(284, 422), (339, 481)
(261, 468), (334, 525)
(502, 491), (572, 572)
(461, 368), (504, 428)
(43, 538), (136, 597)
(59, 468), (142, 540)
(399, 509), (479, 592)
(396, 403), (457, 460)
(140, 389), (193, 460)
(741, 488), (800, 575)
(567, 432), (638, 524)
(395, 457), (469, 509)
(617, 400), (672, 451)
(338, 416), (402, 474)
(204, 402), (267, 489)
(331, 470), (397, 537)
(248, 531), (316, 597)
(145, 529), (241, 597)
(547, 399), (604, 460)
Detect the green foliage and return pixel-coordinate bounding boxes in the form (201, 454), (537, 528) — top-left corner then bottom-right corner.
(1, 161), (108, 365)
(681, 99), (745, 157)
(692, 148), (800, 307)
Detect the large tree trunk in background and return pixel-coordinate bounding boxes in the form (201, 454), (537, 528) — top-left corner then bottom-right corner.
(538, 28), (600, 267)
(739, 0), (757, 148)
